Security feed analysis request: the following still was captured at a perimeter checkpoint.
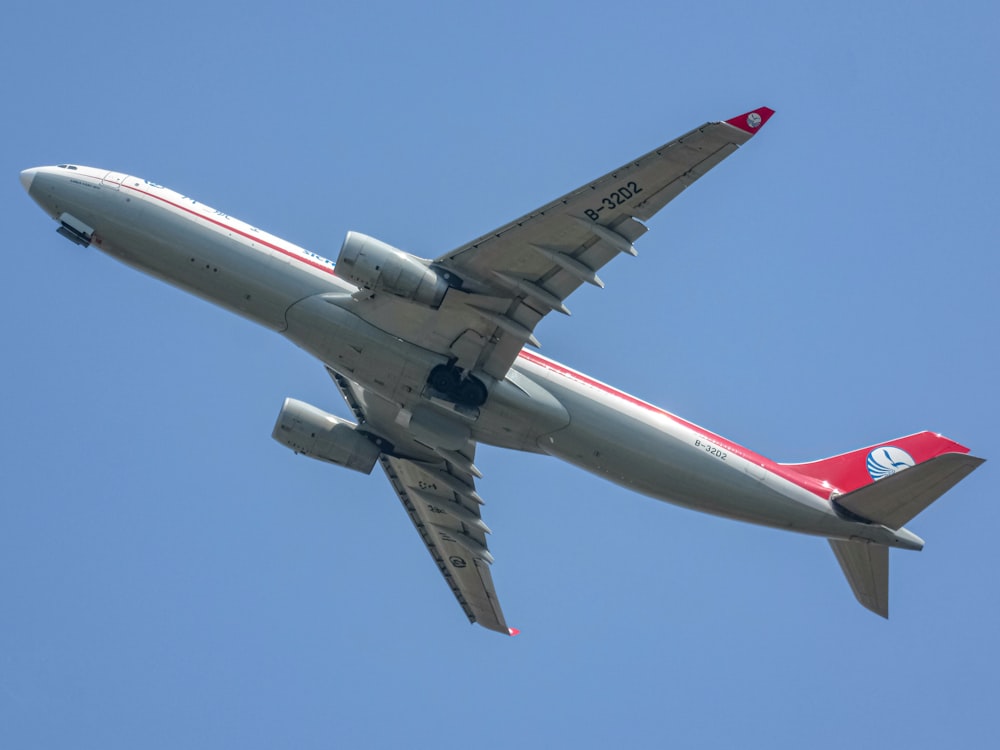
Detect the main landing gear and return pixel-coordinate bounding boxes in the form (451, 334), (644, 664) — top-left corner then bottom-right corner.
(427, 364), (488, 407)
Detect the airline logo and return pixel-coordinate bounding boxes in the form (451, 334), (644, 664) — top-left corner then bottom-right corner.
(866, 446), (915, 481)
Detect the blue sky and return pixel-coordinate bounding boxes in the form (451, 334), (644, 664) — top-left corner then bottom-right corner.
(3, 1), (998, 747)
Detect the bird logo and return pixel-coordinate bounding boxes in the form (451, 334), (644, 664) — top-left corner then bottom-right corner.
(866, 446), (915, 481)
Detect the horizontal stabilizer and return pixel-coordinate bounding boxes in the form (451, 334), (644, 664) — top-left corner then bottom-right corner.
(783, 431), (974, 495)
(829, 539), (889, 618)
(836, 453), (984, 529)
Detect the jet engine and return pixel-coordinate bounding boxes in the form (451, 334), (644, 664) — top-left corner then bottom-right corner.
(335, 231), (457, 308)
(271, 397), (383, 474)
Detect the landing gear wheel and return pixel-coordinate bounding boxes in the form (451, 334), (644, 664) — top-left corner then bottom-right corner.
(426, 365), (488, 407)
(456, 377), (487, 407)
(428, 364), (461, 395)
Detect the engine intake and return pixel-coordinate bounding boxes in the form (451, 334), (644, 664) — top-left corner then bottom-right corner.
(272, 397), (382, 474)
(335, 231), (455, 308)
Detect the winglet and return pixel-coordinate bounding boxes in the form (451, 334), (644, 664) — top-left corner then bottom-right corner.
(508, 627), (520, 637)
(724, 106), (775, 135)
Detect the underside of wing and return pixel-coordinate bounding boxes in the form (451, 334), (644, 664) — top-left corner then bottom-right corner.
(342, 108), (773, 388)
(429, 107), (775, 375)
(379, 454), (509, 633)
(329, 369), (513, 634)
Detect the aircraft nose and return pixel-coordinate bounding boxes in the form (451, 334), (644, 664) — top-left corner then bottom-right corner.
(20, 168), (38, 193)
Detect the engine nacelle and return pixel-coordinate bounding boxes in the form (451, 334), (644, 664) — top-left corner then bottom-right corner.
(335, 231), (454, 308)
(272, 398), (381, 474)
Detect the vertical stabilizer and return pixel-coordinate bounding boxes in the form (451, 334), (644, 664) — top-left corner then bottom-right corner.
(829, 540), (889, 618)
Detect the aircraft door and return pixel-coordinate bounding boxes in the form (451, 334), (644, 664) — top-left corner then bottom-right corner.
(101, 171), (128, 191)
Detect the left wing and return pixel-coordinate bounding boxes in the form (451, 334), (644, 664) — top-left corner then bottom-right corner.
(330, 369), (513, 634)
(379, 455), (510, 633)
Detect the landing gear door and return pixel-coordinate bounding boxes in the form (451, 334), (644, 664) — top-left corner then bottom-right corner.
(101, 171), (128, 191)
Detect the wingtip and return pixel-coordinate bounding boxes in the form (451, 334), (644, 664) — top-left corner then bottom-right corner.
(508, 627), (520, 637)
(724, 106), (776, 135)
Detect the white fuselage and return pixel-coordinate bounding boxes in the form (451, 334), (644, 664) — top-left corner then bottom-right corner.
(21, 165), (918, 550)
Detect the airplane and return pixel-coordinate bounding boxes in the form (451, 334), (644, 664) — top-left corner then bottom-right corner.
(20, 107), (983, 635)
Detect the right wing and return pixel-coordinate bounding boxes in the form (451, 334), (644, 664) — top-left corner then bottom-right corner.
(341, 107), (775, 384)
(427, 107), (776, 380)
(330, 369), (513, 634)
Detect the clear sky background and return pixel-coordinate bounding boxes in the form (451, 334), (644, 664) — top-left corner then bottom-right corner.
(2, 1), (998, 747)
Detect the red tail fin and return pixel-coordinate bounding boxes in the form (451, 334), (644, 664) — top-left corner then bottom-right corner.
(781, 431), (972, 495)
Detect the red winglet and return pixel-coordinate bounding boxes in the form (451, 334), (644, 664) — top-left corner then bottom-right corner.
(508, 627), (520, 637)
(724, 106), (775, 135)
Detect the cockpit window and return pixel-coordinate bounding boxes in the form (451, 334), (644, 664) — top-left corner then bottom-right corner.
(56, 165), (78, 170)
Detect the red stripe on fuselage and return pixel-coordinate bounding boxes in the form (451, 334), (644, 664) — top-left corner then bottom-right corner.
(517, 349), (832, 499)
(123, 180), (340, 277)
